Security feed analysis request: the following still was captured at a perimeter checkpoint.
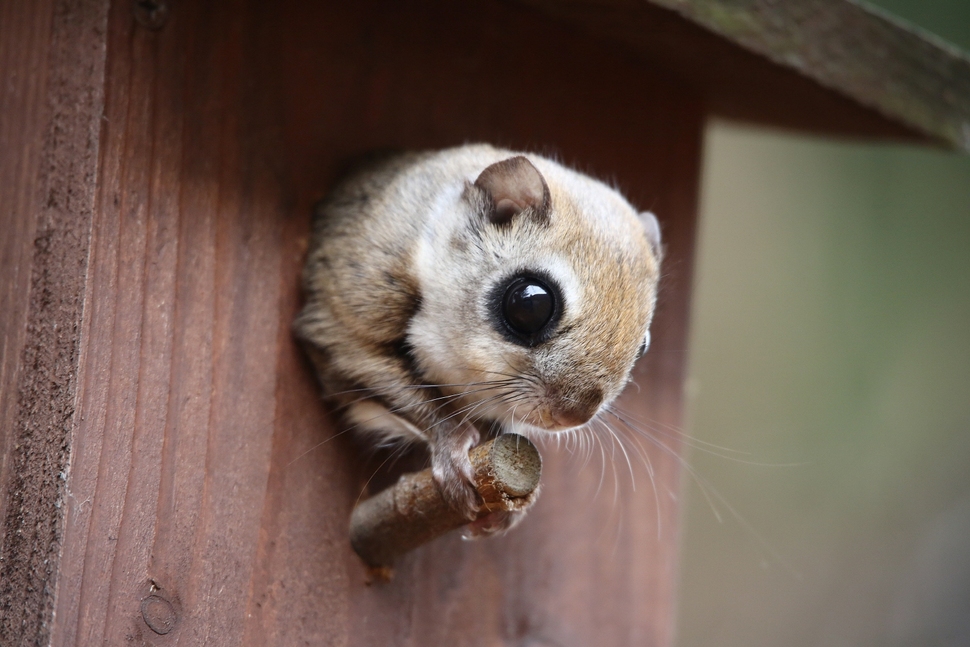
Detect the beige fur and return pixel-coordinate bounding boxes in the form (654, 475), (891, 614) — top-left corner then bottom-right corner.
(294, 144), (661, 534)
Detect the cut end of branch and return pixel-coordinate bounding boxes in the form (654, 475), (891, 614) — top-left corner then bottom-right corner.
(349, 434), (542, 568)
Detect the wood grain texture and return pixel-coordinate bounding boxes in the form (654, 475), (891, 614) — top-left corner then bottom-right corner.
(0, 0), (53, 542)
(0, 1), (110, 644)
(517, 0), (970, 150)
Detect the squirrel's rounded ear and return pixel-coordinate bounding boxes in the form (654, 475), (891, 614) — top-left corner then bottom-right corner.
(474, 156), (550, 225)
(639, 211), (662, 257)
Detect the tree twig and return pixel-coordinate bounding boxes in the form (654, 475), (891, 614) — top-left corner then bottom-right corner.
(349, 434), (542, 569)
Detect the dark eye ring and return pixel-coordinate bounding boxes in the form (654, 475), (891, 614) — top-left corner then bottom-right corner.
(492, 273), (562, 346)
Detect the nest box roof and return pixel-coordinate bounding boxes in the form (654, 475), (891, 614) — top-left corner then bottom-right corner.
(517, 0), (970, 151)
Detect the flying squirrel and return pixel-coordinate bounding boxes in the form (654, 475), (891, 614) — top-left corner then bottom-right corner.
(294, 144), (662, 535)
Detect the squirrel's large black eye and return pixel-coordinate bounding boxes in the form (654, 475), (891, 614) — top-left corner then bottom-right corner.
(503, 278), (554, 335)
(489, 272), (563, 346)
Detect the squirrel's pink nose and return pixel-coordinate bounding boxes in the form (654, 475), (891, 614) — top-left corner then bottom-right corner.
(549, 388), (603, 429)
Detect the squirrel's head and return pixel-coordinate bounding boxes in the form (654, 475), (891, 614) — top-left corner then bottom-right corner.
(410, 153), (662, 434)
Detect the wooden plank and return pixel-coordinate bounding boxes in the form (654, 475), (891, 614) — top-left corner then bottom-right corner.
(50, 2), (286, 644)
(0, 1), (110, 645)
(0, 0), (54, 538)
(516, 0), (970, 151)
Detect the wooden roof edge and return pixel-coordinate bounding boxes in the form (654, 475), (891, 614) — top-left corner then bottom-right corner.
(518, 0), (970, 152)
(657, 0), (970, 151)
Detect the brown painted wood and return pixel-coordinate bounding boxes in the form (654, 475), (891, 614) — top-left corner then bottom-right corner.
(0, 0), (52, 542)
(0, 1), (110, 644)
(518, 0), (970, 151)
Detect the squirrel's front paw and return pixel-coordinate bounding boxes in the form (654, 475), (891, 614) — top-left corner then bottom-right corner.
(431, 426), (481, 520)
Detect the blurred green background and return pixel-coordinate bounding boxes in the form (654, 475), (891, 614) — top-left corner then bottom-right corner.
(677, 2), (970, 646)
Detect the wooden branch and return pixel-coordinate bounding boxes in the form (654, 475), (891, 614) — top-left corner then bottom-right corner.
(349, 434), (542, 568)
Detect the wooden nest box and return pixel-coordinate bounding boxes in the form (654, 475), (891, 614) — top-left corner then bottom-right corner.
(1, 1), (967, 645)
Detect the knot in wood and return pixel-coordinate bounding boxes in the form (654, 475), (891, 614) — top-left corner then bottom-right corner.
(141, 594), (177, 635)
(132, 0), (169, 30)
